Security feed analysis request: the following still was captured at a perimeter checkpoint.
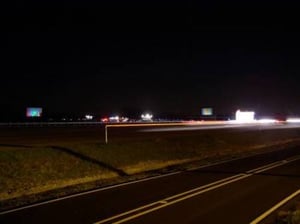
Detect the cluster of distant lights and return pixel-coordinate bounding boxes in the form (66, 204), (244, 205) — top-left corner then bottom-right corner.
(141, 113), (153, 121)
(104, 116), (129, 122)
(232, 110), (300, 124)
(98, 111), (300, 124)
(85, 115), (94, 120)
(30, 107), (300, 124)
(24, 105), (300, 126)
(100, 113), (153, 123)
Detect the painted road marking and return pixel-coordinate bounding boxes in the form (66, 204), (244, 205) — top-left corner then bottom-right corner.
(94, 155), (300, 224)
(1, 144), (285, 216)
(250, 189), (300, 224)
(0, 150), (267, 215)
(1, 151), (299, 217)
(94, 174), (246, 224)
(0, 171), (181, 216)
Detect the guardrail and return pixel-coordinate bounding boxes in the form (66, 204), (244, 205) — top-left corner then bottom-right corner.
(0, 122), (103, 127)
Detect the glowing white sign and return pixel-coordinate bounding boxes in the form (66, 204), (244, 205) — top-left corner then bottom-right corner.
(235, 110), (255, 123)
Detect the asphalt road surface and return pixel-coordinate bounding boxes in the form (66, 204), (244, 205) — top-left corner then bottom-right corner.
(1, 146), (300, 224)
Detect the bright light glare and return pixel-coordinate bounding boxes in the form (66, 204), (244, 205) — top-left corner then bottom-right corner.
(287, 118), (300, 123)
(235, 110), (255, 123)
(85, 115), (93, 120)
(141, 113), (153, 121)
(109, 116), (120, 122)
(101, 117), (109, 122)
(121, 117), (129, 122)
(258, 119), (277, 123)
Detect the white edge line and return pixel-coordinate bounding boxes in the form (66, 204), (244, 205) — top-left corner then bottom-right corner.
(187, 145), (297, 172)
(95, 156), (300, 224)
(1, 150), (299, 216)
(94, 174), (245, 224)
(113, 175), (251, 224)
(250, 189), (300, 224)
(245, 161), (282, 173)
(117, 160), (300, 223)
(0, 171), (181, 215)
(94, 157), (289, 224)
(0, 147), (272, 215)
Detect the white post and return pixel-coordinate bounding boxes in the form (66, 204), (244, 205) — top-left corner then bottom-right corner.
(105, 125), (108, 144)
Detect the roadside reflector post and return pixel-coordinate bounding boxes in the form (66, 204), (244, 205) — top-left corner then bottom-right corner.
(105, 125), (108, 144)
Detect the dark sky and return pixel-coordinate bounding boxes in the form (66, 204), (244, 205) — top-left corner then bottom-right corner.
(2, 1), (300, 120)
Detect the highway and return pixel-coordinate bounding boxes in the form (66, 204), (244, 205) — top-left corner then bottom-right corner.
(1, 145), (300, 223)
(1, 121), (300, 145)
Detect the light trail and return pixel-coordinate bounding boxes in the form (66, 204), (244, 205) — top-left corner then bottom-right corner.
(139, 122), (300, 133)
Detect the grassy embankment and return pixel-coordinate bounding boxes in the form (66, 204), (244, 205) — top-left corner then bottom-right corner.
(1, 127), (300, 209)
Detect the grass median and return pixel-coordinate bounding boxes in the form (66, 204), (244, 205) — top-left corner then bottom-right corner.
(1, 127), (300, 210)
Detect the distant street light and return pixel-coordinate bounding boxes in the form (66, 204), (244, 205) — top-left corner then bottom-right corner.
(141, 113), (153, 121)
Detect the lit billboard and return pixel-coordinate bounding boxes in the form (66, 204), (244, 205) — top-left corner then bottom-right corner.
(26, 108), (43, 117)
(235, 110), (255, 122)
(201, 108), (213, 116)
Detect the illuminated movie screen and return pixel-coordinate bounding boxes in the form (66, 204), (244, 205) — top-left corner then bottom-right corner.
(26, 108), (42, 117)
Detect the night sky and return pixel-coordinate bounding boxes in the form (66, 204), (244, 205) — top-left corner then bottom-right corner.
(2, 1), (300, 121)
